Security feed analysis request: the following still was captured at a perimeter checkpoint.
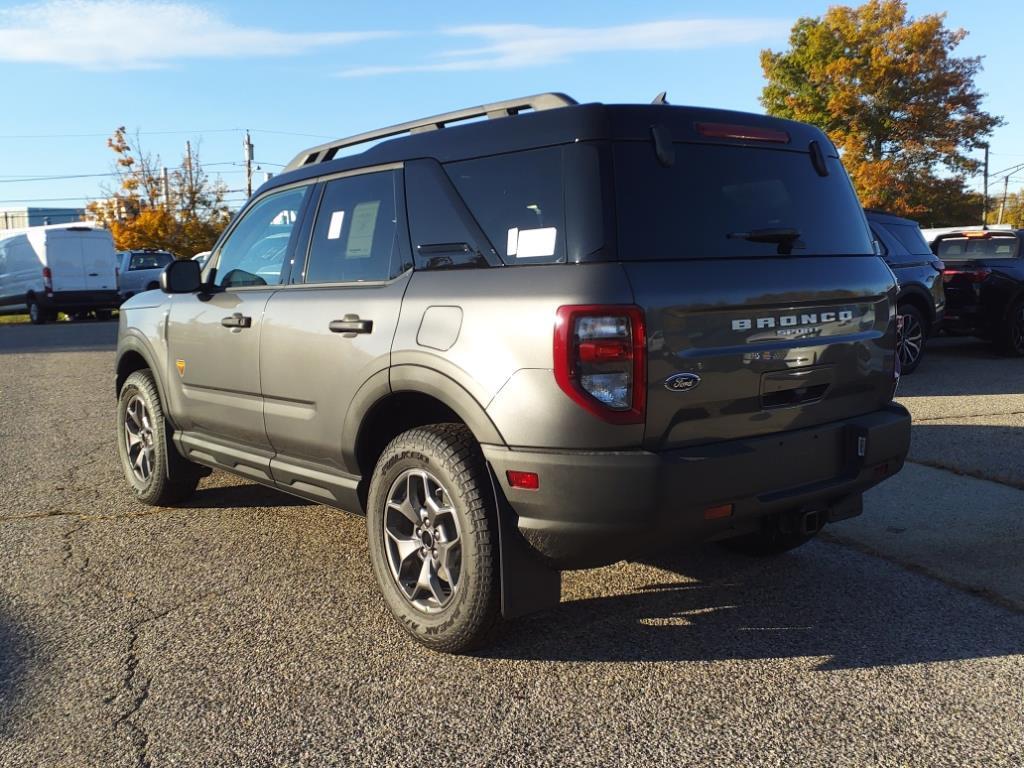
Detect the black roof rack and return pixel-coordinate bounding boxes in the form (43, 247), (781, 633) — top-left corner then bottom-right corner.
(283, 92), (578, 172)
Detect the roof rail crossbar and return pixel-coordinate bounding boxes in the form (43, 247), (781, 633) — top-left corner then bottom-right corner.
(283, 92), (578, 172)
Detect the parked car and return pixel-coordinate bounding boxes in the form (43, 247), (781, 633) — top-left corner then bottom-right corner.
(192, 250), (211, 270)
(116, 249), (174, 300)
(0, 223), (119, 324)
(115, 93), (911, 652)
(864, 210), (945, 373)
(922, 226), (1024, 355)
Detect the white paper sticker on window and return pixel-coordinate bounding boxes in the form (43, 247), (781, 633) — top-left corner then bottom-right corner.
(327, 210), (345, 240)
(346, 201), (380, 259)
(514, 227), (557, 258)
(506, 227), (519, 257)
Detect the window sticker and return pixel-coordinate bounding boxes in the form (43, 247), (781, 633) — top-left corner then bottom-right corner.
(346, 201), (380, 259)
(506, 227), (519, 256)
(327, 210), (345, 240)
(513, 227), (557, 258)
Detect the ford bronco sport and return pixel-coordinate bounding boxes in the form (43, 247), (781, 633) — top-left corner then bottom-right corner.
(115, 93), (912, 652)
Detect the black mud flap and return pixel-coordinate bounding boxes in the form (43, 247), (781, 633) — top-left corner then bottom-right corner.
(487, 466), (561, 619)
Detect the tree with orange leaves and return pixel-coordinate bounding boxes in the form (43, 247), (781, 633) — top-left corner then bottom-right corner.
(760, 0), (1001, 226)
(87, 127), (232, 256)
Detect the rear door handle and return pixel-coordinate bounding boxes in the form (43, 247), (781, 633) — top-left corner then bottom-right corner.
(329, 315), (373, 335)
(221, 313), (252, 329)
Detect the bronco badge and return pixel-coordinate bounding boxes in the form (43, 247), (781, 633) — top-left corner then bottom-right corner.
(665, 372), (701, 392)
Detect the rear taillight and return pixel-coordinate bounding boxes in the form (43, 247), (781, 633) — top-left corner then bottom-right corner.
(942, 267), (991, 284)
(696, 122), (790, 144)
(42, 266), (53, 295)
(554, 305), (646, 424)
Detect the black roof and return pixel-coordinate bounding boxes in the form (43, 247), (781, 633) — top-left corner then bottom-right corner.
(259, 96), (832, 199)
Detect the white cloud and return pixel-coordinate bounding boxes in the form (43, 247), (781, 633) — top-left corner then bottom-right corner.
(340, 19), (790, 78)
(0, 0), (393, 69)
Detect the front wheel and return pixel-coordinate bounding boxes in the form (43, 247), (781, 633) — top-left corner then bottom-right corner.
(366, 424), (501, 653)
(117, 369), (200, 505)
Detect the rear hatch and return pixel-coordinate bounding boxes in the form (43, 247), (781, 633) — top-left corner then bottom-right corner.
(612, 120), (897, 450)
(933, 231), (1019, 314)
(39, 229), (88, 292)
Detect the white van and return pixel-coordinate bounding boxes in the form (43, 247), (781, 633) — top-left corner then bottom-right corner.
(0, 223), (120, 324)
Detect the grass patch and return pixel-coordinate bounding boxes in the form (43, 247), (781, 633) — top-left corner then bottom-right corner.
(0, 314), (30, 325)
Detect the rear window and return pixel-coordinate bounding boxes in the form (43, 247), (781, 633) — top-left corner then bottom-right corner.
(614, 142), (873, 259)
(936, 234), (1020, 260)
(129, 251), (172, 270)
(445, 147), (565, 264)
(883, 222), (932, 256)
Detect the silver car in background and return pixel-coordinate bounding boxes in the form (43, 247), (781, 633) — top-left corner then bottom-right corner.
(117, 249), (174, 300)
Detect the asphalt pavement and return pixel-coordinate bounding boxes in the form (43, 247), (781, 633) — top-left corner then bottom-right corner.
(0, 322), (1022, 767)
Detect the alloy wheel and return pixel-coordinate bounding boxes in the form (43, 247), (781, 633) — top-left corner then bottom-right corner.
(383, 469), (462, 614)
(897, 312), (924, 369)
(123, 395), (156, 483)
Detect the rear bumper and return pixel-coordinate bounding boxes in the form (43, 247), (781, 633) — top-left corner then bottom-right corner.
(484, 404), (912, 568)
(39, 290), (121, 311)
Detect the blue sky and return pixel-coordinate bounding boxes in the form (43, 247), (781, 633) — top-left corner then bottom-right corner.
(1, 0), (1023, 214)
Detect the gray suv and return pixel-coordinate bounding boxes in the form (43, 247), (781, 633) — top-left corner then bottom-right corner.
(115, 94), (912, 652)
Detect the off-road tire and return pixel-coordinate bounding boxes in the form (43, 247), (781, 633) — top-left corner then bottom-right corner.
(366, 424), (501, 653)
(116, 369), (200, 505)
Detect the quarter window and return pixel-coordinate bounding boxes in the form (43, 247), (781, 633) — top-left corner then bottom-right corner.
(446, 147), (566, 264)
(304, 171), (401, 284)
(215, 186), (309, 288)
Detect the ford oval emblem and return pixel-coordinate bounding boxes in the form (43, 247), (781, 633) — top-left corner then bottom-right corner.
(664, 373), (701, 392)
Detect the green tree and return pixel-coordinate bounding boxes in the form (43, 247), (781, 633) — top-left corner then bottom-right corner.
(87, 128), (232, 256)
(760, 0), (1000, 225)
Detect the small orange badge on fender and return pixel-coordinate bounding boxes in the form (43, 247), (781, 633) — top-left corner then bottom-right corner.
(176, 359), (186, 377)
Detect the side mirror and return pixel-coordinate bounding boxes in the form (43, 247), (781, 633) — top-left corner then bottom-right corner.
(160, 258), (202, 293)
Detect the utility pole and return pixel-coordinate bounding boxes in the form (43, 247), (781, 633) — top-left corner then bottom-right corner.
(161, 167), (170, 210)
(982, 143), (989, 225)
(998, 175), (1010, 225)
(184, 140), (195, 215)
(243, 130), (254, 198)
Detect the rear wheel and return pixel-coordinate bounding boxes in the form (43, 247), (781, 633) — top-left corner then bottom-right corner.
(117, 369), (200, 505)
(998, 298), (1024, 357)
(27, 296), (48, 325)
(896, 304), (927, 374)
(366, 424), (500, 653)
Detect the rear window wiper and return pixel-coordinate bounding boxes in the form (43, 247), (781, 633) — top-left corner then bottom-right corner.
(727, 227), (805, 255)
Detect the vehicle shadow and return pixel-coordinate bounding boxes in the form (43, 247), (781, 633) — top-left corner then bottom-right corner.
(0, 322), (117, 354)
(902, 336), (1023, 397)
(484, 542), (1024, 669)
(0, 611), (27, 738)
(187, 482), (313, 510)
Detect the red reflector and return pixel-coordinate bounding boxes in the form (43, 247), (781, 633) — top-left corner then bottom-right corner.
(506, 470), (539, 490)
(696, 122), (790, 144)
(577, 339), (632, 363)
(703, 503), (734, 520)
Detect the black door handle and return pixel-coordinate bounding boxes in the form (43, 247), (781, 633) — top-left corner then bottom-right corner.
(221, 313), (252, 329)
(329, 314), (373, 335)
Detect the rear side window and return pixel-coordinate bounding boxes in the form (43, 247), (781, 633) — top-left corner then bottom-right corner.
(884, 222), (931, 256)
(129, 251), (172, 270)
(936, 235), (1020, 260)
(614, 143), (873, 259)
(304, 170), (401, 284)
(446, 147), (565, 264)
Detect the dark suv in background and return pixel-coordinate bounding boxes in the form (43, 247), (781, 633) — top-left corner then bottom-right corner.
(923, 227), (1024, 356)
(865, 210), (945, 373)
(115, 93), (911, 651)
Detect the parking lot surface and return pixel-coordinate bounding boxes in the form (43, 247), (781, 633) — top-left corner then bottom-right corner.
(1, 323), (1022, 767)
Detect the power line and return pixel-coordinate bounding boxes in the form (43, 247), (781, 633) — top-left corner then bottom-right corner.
(0, 127), (336, 141)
